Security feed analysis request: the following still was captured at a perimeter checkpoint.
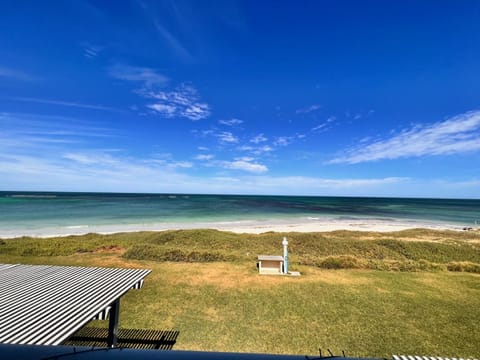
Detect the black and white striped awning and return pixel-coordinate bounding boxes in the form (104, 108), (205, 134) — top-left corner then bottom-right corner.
(0, 263), (151, 346)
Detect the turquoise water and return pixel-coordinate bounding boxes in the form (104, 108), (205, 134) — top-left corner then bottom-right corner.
(0, 192), (479, 235)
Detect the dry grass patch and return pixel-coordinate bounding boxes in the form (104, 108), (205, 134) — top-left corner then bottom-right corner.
(159, 262), (288, 290)
(58, 252), (147, 269)
(202, 307), (224, 322)
(153, 262), (373, 291)
(93, 245), (125, 254)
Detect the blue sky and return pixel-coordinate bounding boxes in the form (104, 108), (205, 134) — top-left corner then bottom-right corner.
(1, 1), (480, 198)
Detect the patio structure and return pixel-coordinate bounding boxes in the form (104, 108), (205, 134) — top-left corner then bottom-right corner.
(0, 263), (151, 347)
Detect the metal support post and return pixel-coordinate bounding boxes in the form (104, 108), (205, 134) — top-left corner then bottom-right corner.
(107, 298), (120, 347)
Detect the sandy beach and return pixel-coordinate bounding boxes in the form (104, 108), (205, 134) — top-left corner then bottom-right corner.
(0, 217), (465, 239)
(3, 192), (478, 239)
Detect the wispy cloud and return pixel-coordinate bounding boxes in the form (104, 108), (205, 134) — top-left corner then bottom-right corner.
(249, 176), (407, 189)
(0, 150), (199, 192)
(147, 103), (176, 116)
(238, 144), (273, 155)
(110, 64), (210, 120)
(0, 112), (115, 151)
(221, 157), (268, 173)
(5, 96), (120, 112)
(296, 104), (322, 114)
(311, 116), (336, 133)
(219, 118), (243, 126)
(195, 154), (215, 161)
(250, 134), (267, 144)
(274, 136), (294, 146)
(82, 44), (103, 58)
(329, 110), (480, 164)
(0, 66), (36, 81)
(312, 123), (328, 132)
(143, 84), (210, 121)
(63, 152), (118, 165)
(154, 20), (193, 62)
(64, 151), (194, 171)
(109, 64), (169, 88)
(145, 158), (193, 169)
(193, 150), (268, 174)
(1, 143), (478, 196)
(215, 131), (238, 143)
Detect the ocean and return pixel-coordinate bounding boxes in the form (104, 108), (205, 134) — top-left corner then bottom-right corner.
(0, 191), (479, 237)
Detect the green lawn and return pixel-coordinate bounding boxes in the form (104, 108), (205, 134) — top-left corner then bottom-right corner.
(1, 229), (479, 358)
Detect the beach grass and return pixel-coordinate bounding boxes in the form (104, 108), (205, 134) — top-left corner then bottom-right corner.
(1, 229), (479, 358)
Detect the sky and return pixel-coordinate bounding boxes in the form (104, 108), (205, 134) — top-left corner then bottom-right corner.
(1, 0), (480, 198)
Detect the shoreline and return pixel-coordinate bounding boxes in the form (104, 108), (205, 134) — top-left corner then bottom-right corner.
(0, 217), (468, 239)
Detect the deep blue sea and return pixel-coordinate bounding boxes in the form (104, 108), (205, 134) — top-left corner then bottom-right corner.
(0, 192), (479, 237)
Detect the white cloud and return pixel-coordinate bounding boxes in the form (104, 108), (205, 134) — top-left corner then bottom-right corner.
(167, 161), (193, 168)
(194, 154), (268, 174)
(250, 134), (267, 144)
(184, 103), (210, 121)
(312, 123), (328, 132)
(219, 118), (243, 126)
(109, 64), (169, 88)
(216, 131), (238, 143)
(0, 112), (116, 152)
(236, 156), (254, 162)
(257, 145), (273, 153)
(2, 149), (479, 197)
(110, 64), (209, 121)
(146, 84), (211, 121)
(222, 159), (268, 173)
(296, 104), (322, 114)
(64, 151), (194, 171)
(311, 117), (335, 133)
(63, 152), (118, 165)
(329, 110), (480, 164)
(238, 144), (273, 155)
(229, 176), (408, 192)
(83, 44), (103, 58)
(194, 129), (214, 137)
(143, 154), (193, 169)
(274, 136), (293, 146)
(0, 152), (200, 193)
(195, 154), (214, 160)
(146, 103), (177, 116)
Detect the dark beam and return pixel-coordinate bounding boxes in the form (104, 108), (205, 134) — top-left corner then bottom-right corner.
(107, 298), (120, 347)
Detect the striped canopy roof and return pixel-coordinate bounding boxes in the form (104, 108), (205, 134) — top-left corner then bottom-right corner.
(0, 264), (150, 346)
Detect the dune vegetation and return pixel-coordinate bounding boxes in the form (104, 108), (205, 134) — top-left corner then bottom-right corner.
(1, 229), (479, 358)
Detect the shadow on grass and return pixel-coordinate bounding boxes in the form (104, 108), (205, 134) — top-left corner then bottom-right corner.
(63, 327), (180, 350)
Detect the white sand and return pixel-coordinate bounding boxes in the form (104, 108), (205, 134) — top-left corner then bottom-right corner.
(0, 217), (464, 239)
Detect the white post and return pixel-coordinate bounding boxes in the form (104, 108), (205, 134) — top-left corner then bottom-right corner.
(282, 237), (288, 274)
